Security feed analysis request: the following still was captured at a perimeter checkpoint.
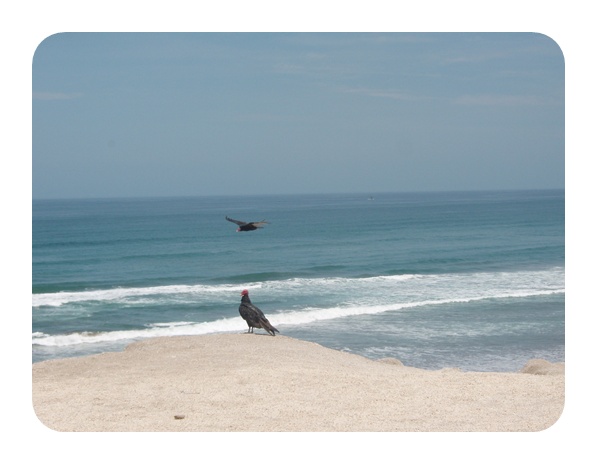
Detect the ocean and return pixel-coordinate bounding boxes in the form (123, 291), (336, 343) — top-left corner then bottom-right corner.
(32, 190), (564, 371)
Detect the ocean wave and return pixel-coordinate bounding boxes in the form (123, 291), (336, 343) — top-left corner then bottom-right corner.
(32, 282), (264, 308)
(31, 275), (420, 308)
(32, 268), (563, 309)
(32, 317), (246, 347)
(32, 287), (564, 348)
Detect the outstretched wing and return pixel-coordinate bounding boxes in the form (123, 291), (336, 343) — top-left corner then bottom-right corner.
(248, 220), (269, 228)
(226, 216), (247, 226)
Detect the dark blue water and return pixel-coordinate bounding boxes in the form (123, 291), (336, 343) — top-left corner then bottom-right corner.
(32, 190), (564, 370)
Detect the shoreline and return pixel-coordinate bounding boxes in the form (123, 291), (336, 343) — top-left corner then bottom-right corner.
(32, 334), (564, 432)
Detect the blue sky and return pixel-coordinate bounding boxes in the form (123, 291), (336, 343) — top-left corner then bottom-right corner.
(32, 33), (564, 199)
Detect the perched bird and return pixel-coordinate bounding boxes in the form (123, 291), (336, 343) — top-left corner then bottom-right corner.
(226, 216), (269, 232)
(238, 289), (279, 336)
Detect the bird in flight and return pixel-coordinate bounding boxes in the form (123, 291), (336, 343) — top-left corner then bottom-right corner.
(226, 216), (269, 232)
(238, 289), (279, 336)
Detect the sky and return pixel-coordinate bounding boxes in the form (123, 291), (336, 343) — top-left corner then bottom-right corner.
(32, 32), (564, 199)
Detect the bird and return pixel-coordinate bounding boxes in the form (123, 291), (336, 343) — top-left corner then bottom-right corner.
(238, 289), (279, 336)
(226, 216), (269, 232)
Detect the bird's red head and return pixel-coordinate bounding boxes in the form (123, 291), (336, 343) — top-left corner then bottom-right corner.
(240, 289), (249, 296)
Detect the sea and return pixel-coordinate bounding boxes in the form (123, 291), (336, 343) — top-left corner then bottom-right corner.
(32, 190), (564, 371)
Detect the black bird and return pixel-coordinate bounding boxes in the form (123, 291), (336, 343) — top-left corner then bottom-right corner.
(226, 216), (269, 232)
(238, 289), (279, 336)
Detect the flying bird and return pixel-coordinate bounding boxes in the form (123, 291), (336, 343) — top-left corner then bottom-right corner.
(238, 289), (279, 336)
(226, 216), (269, 232)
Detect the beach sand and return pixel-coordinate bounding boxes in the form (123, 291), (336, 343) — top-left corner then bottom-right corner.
(32, 334), (564, 432)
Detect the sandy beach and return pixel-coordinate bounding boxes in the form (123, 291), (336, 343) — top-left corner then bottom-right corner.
(32, 334), (564, 432)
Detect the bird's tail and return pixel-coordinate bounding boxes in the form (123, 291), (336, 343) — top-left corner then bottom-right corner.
(260, 318), (279, 336)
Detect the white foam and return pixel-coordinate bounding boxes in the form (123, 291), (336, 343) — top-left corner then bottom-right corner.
(268, 289), (564, 327)
(32, 287), (564, 348)
(32, 282), (263, 308)
(32, 267), (564, 348)
(32, 268), (563, 309)
(32, 317), (247, 347)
